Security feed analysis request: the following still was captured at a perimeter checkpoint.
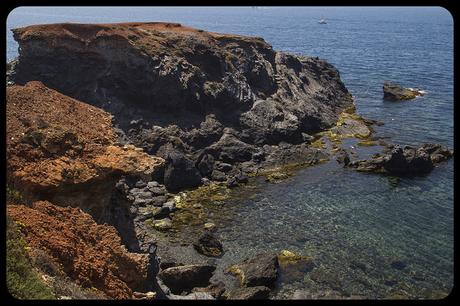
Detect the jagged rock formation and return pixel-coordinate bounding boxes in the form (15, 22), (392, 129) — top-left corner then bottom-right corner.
(8, 22), (354, 187)
(347, 143), (453, 174)
(7, 201), (151, 299)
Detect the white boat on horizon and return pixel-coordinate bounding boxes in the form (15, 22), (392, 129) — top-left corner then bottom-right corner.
(318, 17), (327, 24)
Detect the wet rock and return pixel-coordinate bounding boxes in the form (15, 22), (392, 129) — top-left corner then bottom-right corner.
(192, 281), (226, 299)
(227, 253), (279, 287)
(301, 133), (315, 143)
(335, 148), (350, 166)
(133, 291), (156, 300)
(383, 81), (424, 101)
(348, 143), (453, 175)
(265, 171), (290, 183)
(162, 201), (176, 213)
(215, 162), (233, 172)
(158, 264), (216, 294)
(164, 152), (202, 192)
(211, 169), (227, 182)
(151, 206), (171, 219)
(225, 286), (270, 300)
(204, 222), (216, 231)
(168, 291), (215, 300)
(193, 231), (224, 257)
(152, 218), (172, 231)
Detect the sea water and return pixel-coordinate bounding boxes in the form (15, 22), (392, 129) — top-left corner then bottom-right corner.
(7, 7), (453, 298)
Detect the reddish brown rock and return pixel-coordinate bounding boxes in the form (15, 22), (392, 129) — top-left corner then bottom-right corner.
(7, 201), (149, 299)
(6, 81), (164, 217)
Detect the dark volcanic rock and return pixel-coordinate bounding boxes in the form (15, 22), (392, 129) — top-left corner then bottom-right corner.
(164, 152), (202, 192)
(196, 153), (215, 177)
(228, 253), (279, 287)
(158, 264), (216, 294)
(9, 22), (353, 154)
(383, 81), (424, 101)
(193, 231), (224, 257)
(347, 143), (453, 175)
(192, 281), (226, 299)
(225, 286), (271, 300)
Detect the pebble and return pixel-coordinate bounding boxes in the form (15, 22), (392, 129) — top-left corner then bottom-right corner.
(204, 222), (216, 231)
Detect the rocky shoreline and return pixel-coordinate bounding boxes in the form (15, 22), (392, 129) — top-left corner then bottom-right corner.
(6, 22), (453, 300)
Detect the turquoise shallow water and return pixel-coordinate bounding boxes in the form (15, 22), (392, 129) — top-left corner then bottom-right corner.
(7, 7), (454, 298)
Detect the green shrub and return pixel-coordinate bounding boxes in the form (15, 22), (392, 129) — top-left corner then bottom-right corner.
(6, 218), (55, 300)
(6, 185), (23, 204)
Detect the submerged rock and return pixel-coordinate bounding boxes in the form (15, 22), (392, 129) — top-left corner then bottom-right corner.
(192, 281), (226, 299)
(158, 264), (216, 294)
(383, 81), (425, 101)
(227, 253), (279, 287)
(347, 143), (453, 175)
(193, 231), (224, 257)
(225, 286), (271, 300)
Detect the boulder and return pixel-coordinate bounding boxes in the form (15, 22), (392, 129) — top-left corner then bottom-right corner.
(164, 152), (202, 192)
(347, 143), (453, 175)
(196, 153), (215, 177)
(192, 281), (226, 299)
(193, 231), (224, 257)
(383, 81), (424, 101)
(158, 264), (216, 294)
(227, 253), (279, 287)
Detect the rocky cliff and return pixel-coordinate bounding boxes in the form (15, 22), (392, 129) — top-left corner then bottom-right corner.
(9, 22), (354, 189)
(7, 81), (164, 216)
(7, 22), (359, 299)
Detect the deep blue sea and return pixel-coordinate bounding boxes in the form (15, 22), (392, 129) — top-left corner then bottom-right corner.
(6, 7), (454, 299)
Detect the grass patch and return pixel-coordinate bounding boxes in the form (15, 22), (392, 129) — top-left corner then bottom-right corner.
(6, 218), (55, 300)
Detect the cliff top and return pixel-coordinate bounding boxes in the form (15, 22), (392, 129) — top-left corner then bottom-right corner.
(12, 21), (269, 48)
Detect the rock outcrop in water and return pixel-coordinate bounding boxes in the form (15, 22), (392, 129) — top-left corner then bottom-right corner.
(383, 81), (424, 101)
(8, 22), (354, 188)
(347, 143), (453, 175)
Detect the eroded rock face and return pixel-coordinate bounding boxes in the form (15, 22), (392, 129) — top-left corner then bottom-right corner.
(7, 201), (150, 299)
(10, 23), (353, 134)
(6, 81), (165, 219)
(383, 81), (424, 101)
(8, 22), (354, 186)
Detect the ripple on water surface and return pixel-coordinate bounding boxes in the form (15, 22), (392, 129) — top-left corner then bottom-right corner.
(214, 160), (453, 299)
